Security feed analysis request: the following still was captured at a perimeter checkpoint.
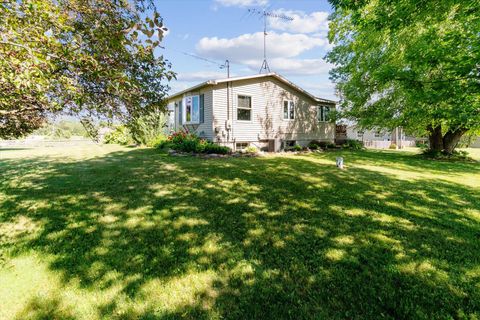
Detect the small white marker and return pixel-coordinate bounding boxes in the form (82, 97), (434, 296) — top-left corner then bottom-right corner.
(336, 157), (344, 169)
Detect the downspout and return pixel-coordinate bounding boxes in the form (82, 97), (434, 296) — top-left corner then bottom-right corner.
(227, 81), (230, 145)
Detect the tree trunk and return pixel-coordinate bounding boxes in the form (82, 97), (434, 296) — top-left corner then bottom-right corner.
(443, 129), (467, 154)
(427, 125), (443, 152)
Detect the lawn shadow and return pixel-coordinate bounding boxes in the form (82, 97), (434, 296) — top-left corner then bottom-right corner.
(1, 148), (480, 319)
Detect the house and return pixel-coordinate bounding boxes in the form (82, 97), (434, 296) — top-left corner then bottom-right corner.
(345, 125), (416, 149)
(166, 73), (336, 152)
(469, 137), (480, 148)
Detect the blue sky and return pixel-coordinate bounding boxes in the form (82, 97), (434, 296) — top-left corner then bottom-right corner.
(156, 0), (336, 100)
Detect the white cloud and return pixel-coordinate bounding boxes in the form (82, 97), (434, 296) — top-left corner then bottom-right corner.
(268, 9), (329, 34)
(196, 32), (328, 62)
(177, 71), (231, 82)
(260, 58), (333, 76)
(213, 0), (268, 8)
(301, 81), (338, 98)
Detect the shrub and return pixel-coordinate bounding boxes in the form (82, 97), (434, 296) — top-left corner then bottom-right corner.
(204, 143), (231, 154)
(308, 141), (319, 150)
(104, 126), (133, 145)
(168, 131), (201, 152)
(422, 149), (471, 161)
(245, 145), (258, 154)
(416, 141), (428, 149)
(129, 111), (168, 146)
(342, 139), (364, 150)
(389, 143), (397, 149)
(293, 144), (303, 152)
(314, 141), (336, 150)
(146, 134), (168, 148)
(167, 131), (231, 154)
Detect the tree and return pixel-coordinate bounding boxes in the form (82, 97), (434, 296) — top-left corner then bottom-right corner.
(327, 0), (480, 154)
(0, 0), (175, 139)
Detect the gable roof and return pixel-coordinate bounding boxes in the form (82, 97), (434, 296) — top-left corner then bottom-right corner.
(167, 72), (336, 104)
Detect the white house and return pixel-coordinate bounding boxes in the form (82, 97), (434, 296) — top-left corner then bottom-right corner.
(166, 73), (336, 152)
(345, 125), (416, 148)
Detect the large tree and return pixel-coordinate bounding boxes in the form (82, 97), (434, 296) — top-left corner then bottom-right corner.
(0, 0), (175, 139)
(327, 0), (480, 154)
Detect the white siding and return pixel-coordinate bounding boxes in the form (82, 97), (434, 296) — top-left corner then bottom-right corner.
(212, 77), (335, 147)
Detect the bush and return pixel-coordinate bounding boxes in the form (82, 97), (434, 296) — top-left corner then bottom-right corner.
(389, 143), (397, 149)
(313, 141), (336, 150)
(416, 141), (428, 149)
(146, 134), (168, 148)
(245, 145), (258, 154)
(167, 131), (231, 154)
(308, 142), (319, 150)
(129, 111), (168, 146)
(422, 149), (471, 161)
(342, 139), (364, 150)
(293, 144), (303, 152)
(104, 126), (133, 145)
(204, 143), (231, 154)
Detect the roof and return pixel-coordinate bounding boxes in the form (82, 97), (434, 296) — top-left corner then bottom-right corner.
(167, 72), (336, 104)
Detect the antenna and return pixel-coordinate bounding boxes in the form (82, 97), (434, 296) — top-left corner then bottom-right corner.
(247, 8), (293, 74)
(181, 52), (230, 78)
(220, 60), (230, 78)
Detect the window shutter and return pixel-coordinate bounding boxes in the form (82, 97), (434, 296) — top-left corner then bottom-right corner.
(200, 94), (204, 124)
(178, 99), (183, 125)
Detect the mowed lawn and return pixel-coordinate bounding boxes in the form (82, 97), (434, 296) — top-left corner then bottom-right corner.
(1, 145), (479, 320)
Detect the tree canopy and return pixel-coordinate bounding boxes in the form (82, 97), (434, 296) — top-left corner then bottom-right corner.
(327, 0), (480, 153)
(0, 0), (175, 139)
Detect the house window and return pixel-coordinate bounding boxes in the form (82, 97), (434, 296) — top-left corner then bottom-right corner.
(318, 106), (331, 122)
(183, 95), (200, 124)
(374, 130), (383, 138)
(236, 142), (249, 151)
(283, 100), (295, 120)
(357, 131), (364, 138)
(237, 95), (252, 121)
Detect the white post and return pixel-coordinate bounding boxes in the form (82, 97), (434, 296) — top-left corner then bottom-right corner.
(336, 157), (344, 169)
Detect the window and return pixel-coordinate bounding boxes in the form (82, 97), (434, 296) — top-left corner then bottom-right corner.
(237, 95), (252, 121)
(357, 131), (364, 138)
(374, 130), (383, 138)
(318, 105), (331, 122)
(283, 100), (295, 120)
(183, 95), (200, 124)
(236, 142), (249, 151)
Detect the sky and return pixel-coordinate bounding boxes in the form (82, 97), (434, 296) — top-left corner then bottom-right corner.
(156, 0), (337, 100)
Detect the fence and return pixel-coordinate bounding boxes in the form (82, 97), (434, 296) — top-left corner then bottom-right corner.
(0, 139), (96, 148)
(363, 140), (416, 149)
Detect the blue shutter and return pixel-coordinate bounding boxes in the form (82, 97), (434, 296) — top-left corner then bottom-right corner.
(178, 99), (183, 126)
(200, 94), (204, 124)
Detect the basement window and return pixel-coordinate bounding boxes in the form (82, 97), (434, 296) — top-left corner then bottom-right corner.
(237, 95), (252, 121)
(236, 142), (249, 151)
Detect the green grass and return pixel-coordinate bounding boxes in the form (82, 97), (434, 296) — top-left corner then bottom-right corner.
(1, 145), (479, 319)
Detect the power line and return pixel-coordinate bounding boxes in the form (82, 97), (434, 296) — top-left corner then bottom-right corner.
(160, 47), (231, 78)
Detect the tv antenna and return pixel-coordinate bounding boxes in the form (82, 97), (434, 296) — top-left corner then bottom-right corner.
(247, 8), (293, 74)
